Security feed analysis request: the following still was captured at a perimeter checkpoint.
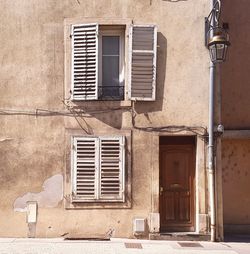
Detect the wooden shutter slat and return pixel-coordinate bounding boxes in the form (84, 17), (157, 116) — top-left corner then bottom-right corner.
(72, 23), (98, 100)
(74, 76), (96, 79)
(74, 27), (97, 32)
(128, 25), (157, 101)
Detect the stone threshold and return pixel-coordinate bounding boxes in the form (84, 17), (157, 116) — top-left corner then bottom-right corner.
(149, 232), (211, 241)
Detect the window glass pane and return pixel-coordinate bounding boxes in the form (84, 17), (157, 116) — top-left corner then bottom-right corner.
(102, 56), (119, 86)
(102, 36), (120, 97)
(102, 36), (119, 55)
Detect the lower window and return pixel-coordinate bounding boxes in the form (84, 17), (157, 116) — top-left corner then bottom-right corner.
(72, 136), (125, 202)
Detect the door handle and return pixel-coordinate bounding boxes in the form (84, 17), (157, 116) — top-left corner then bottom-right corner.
(160, 187), (164, 195)
(170, 183), (181, 189)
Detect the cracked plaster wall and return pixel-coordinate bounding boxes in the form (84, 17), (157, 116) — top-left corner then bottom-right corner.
(222, 140), (250, 225)
(14, 174), (63, 212)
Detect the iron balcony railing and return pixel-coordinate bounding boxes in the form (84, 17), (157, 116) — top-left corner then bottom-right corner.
(98, 86), (124, 100)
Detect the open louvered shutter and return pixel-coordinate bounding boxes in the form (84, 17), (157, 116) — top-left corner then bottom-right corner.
(73, 137), (98, 200)
(99, 136), (125, 201)
(72, 23), (98, 100)
(128, 25), (157, 101)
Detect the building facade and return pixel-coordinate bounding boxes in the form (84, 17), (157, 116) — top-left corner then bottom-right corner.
(0, 0), (248, 240)
(220, 0), (250, 237)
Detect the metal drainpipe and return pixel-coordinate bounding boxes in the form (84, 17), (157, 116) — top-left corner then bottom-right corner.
(208, 62), (216, 242)
(208, 0), (216, 242)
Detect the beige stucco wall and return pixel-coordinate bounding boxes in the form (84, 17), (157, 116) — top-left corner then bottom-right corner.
(0, 0), (210, 238)
(222, 139), (250, 233)
(220, 0), (250, 234)
(221, 0), (250, 128)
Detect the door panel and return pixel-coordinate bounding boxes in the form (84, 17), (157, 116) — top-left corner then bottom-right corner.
(179, 192), (190, 221)
(160, 144), (195, 232)
(165, 192), (175, 221)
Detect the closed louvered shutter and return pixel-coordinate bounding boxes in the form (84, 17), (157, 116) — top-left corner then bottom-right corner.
(99, 137), (125, 201)
(72, 23), (98, 100)
(72, 136), (125, 202)
(128, 25), (157, 101)
(73, 137), (98, 200)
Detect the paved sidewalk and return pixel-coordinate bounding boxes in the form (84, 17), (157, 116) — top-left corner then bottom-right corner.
(0, 238), (249, 254)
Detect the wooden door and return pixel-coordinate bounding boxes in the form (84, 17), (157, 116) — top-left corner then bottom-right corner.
(160, 144), (195, 232)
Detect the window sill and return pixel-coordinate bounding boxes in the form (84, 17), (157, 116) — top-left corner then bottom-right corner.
(64, 198), (131, 209)
(68, 99), (132, 108)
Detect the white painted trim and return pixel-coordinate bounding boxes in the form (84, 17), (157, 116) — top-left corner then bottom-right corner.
(195, 138), (200, 233)
(98, 28), (125, 98)
(121, 136), (126, 202)
(127, 25), (133, 100)
(132, 50), (155, 53)
(70, 25), (74, 101)
(71, 136), (77, 195)
(152, 25), (157, 101)
(129, 97), (156, 101)
(131, 24), (157, 27)
(95, 24), (99, 100)
(95, 137), (100, 200)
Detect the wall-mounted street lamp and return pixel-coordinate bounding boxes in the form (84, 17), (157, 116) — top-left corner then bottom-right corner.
(207, 27), (230, 63)
(205, 0), (230, 242)
(205, 0), (230, 63)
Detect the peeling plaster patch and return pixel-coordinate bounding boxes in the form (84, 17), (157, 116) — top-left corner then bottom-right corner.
(14, 174), (63, 212)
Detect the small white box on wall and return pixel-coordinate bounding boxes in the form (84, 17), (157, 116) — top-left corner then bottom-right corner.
(26, 201), (37, 223)
(133, 218), (146, 234)
(149, 213), (160, 233)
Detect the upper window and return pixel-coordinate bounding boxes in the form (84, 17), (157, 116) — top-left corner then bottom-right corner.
(70, 23), (157, 101)
(98, 27), (125, 100)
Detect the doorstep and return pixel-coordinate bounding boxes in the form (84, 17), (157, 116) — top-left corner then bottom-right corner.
(149, 232), (211, 241)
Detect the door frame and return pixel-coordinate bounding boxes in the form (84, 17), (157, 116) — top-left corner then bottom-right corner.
(149, 134), (208, 235)
(159, 136), (196, 233)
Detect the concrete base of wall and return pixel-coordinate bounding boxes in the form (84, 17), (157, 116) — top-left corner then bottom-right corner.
(149, 233), (210, 241)
(224, 224), (250, 234)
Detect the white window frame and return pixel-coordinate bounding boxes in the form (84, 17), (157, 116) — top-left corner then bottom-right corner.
(71, 135), (125, 203)
(98, 28), (125, 99)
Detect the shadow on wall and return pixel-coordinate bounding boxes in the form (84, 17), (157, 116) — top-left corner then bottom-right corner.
(87, 107), (126, 130)
(67, 103), (127, 130)
(134, 32), (167, 114)
(69, 32), (167, 130)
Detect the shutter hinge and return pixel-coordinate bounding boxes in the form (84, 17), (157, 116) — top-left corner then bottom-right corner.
(72, 144), (76, 150)
(70, 34), (73, 39)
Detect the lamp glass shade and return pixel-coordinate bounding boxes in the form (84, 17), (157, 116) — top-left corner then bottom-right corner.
(208, 33), (230, 63)
(209, 43), (229, 63)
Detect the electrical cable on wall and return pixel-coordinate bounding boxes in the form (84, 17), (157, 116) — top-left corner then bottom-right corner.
(130, 101), (208, 139)
(133, 125), (207, 137)
(0, 107), (130, 117)
(0, 105), (208, 139)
